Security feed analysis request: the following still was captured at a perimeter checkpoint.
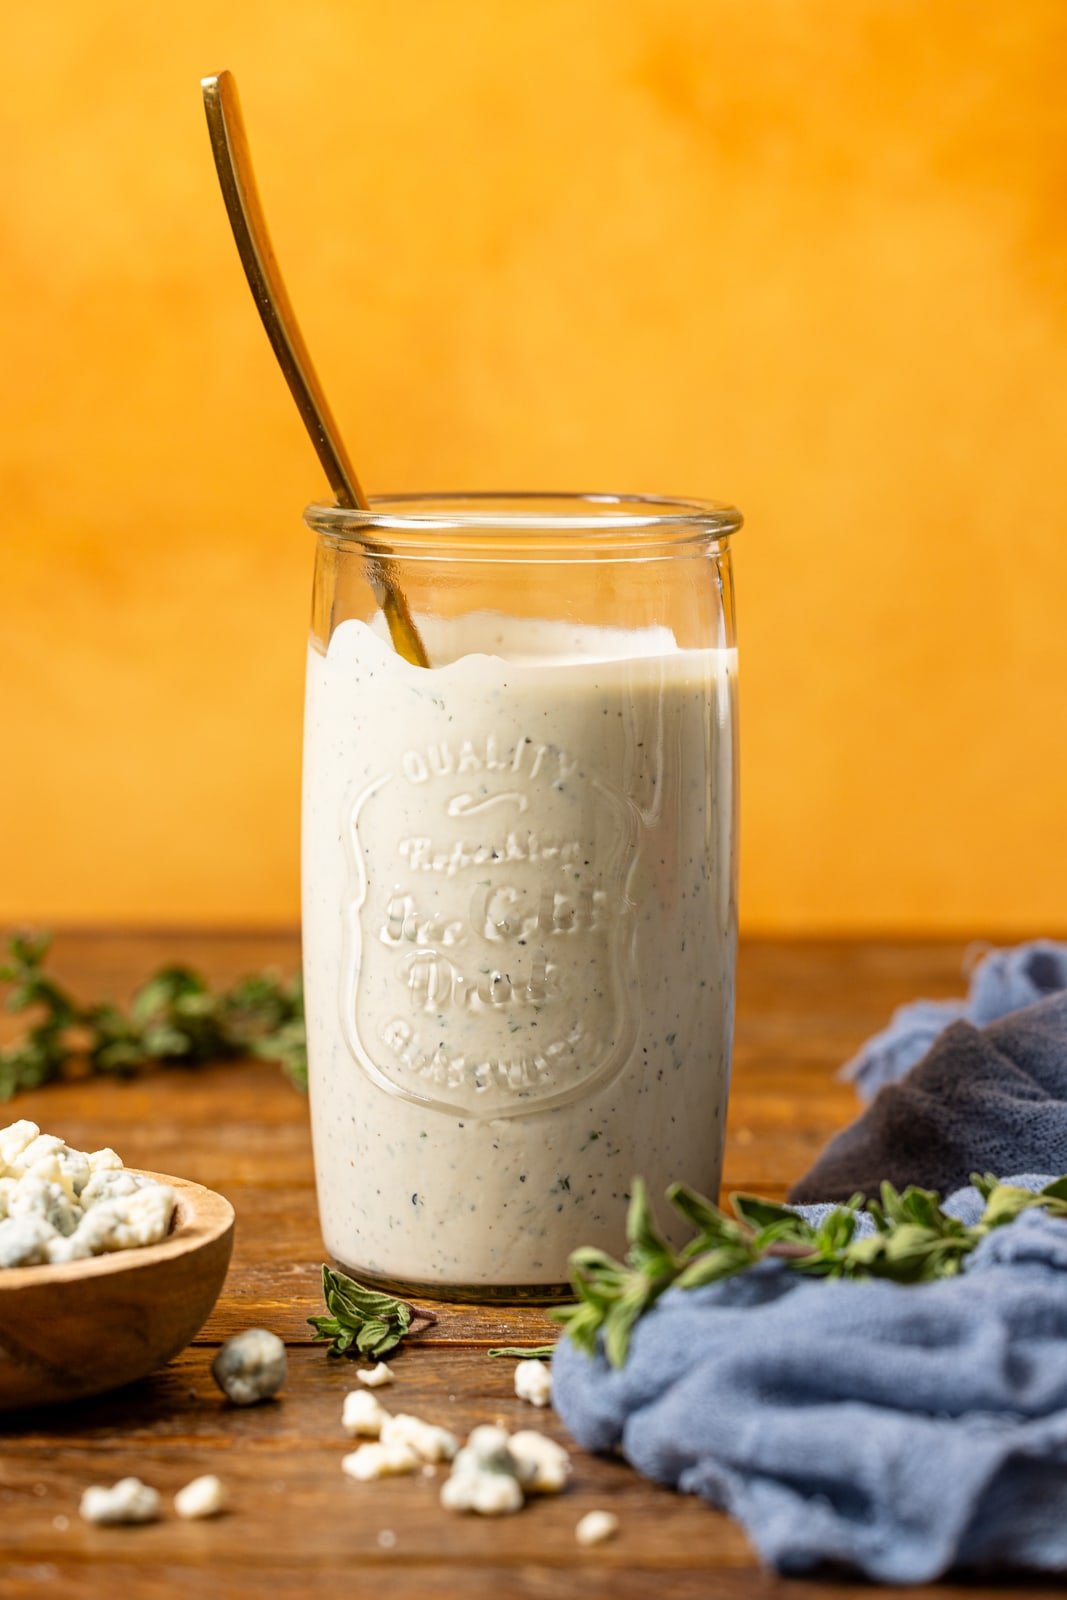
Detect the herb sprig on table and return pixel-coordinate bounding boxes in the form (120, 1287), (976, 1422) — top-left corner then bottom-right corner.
(308, 1265), (438, 1358)
(551, 1173), (1067, 1367)
(307, 1267), (550, 1362)
(0, 931), (307, 1099)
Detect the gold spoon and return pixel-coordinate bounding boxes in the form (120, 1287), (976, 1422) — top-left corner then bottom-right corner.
(200, 70), (429, 667)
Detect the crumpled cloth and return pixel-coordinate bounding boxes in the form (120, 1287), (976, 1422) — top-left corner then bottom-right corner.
(844, 940), (1067, 1101)
(552, 974), (1067, 1582)
(553, 1181), (1067, 1583)
(790, 990), (1067, 1205)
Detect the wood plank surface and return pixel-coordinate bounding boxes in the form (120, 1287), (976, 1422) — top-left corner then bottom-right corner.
(0, 931), (1045, 1600)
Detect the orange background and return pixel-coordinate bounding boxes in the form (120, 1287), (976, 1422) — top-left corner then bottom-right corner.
(2, 0), (1065, 935)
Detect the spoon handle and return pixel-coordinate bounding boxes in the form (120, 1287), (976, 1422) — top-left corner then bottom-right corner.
(201, 70), (428, 667)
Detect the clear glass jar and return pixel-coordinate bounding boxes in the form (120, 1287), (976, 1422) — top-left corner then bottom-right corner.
(301, 493), (741, 1301)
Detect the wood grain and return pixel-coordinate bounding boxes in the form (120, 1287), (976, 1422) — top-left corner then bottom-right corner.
(0, 931), (1018, 1599)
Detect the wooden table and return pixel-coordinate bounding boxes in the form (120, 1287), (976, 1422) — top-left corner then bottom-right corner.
(0, 932), (1054, 1599)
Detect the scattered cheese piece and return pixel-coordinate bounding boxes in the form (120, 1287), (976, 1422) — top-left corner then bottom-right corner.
(464, 1424), (515, 1469)
(356, 1362), (395, 1389)
(174, 1475), (228, 1520)
(379, 1412), (458, 1464)
(80, 1478), (161, 1526)
(576, 1509), (619, 1546)
(440, 1425), (530, 1517)
(212, 1329), (287, 1406)
(509, 1430), (571, 1493)
(342, 1441), (420, 1481)
(514, 1357), (552, 1408)
(342, 1389), (389, 1438)
(440, 1462), (524, 1515)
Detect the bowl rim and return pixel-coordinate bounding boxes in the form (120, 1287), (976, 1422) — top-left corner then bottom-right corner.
(0, 1170), (235, 1290)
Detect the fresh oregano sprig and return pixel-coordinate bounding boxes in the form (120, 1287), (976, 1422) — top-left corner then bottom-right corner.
(308, 1264), (438, 1359)
(0, 930), (307, 1097)
(551, 1172), (1067, 1368)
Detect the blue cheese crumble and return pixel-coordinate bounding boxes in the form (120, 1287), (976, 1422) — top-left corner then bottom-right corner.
(0, 1121), (175, 1268)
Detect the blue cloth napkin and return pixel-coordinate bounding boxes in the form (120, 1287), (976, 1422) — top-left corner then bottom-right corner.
(551, 968), (1067, 1582)
(844, 939), (1067, 1101)
(790, 990), (1067, 1205)
(553, 1182), (1067, 1583)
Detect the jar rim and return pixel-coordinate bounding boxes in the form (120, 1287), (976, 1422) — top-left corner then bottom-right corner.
(304, 490), (742, 546)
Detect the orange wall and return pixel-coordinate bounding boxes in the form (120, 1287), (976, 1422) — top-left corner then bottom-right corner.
(2, 0), (1066, 934)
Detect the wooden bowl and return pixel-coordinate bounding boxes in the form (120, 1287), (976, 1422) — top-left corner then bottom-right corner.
(0, 1171), (234, 1410)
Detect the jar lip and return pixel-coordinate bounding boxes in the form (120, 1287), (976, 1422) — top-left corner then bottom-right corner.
(304, 490), (743, 539)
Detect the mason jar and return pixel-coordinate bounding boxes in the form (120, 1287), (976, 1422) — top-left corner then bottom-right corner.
(301, 493), (741, 1300)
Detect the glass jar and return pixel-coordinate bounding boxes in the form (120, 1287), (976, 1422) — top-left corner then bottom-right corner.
(302, 493), (741, 1301)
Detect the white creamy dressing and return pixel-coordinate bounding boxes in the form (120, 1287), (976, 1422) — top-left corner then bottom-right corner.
(302, 613), (736, 1289)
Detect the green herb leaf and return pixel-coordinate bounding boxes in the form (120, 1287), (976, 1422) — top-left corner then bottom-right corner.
(729, 1193), (799, 1231)
(487, 1345), (556, 1359)
(814, 1206), (860, 1253)
(674, 1244), (752, 1290)
(309, 1264), (437, 1359)
(555, 1301), (603, 1358)
(979, 1183), (1042, 1227)
(667, 1181), (729, 1236)
(625, 1178), (676, 1277)
(603, 1280), (653, 1369)
(969, 1172), (1000, 1202)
